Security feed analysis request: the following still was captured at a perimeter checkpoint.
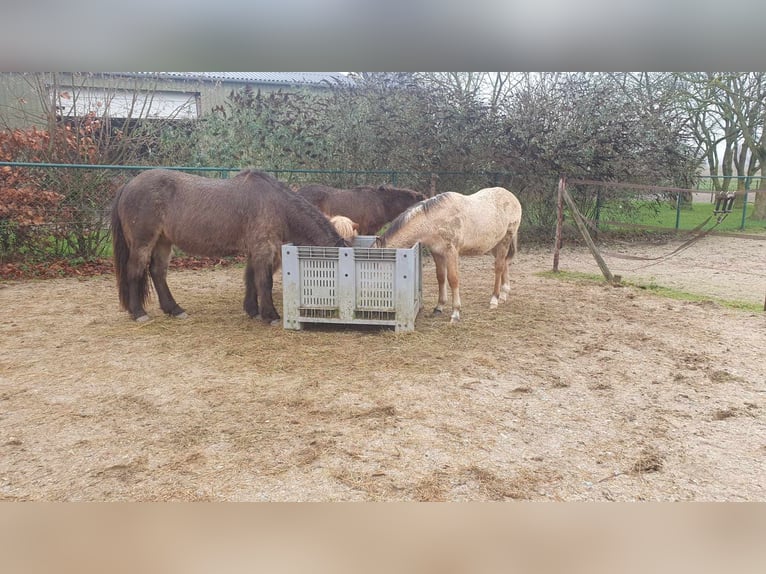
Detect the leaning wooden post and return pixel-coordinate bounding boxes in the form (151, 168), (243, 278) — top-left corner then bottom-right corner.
(560, 181), (616, 284)
(552, 177), (565, 272)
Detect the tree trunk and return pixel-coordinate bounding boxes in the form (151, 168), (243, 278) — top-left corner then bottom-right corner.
(429, 173), (438, 197)
(734, 178), (748, 209)
(751, 174), (766, 220)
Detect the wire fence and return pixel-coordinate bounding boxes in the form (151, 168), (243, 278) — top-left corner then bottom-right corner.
(565, 177), (766, 238)
(554, 176), (766, 311)
(2, 161), (765, 270)
(0, 162), (520, 266)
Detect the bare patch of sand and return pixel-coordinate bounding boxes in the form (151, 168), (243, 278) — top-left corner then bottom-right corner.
(1, 237), (764, 500)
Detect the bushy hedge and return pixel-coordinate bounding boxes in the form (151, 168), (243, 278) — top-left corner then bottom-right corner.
(1, 73), (699, 263)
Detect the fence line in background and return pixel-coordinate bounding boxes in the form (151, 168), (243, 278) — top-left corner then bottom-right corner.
(0, 162), (522, 266)
(2, 162), (765, 269)
(0, 161), (517, 186)
(569, 177), (766, 232)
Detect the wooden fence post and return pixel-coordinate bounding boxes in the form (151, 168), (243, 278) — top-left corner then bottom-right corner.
(559, 179), (616, 284)
(553, 177), (565, 272)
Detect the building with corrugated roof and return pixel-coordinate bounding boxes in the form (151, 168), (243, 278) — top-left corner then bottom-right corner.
(0, 72), (351, 127)
(118, 72), (350, 88)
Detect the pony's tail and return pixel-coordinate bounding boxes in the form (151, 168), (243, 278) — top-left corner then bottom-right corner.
(111, 187), (149, 312)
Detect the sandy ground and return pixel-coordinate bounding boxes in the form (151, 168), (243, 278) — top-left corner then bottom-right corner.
(1, 236), (765, 501)
(557, 234), (766, 307)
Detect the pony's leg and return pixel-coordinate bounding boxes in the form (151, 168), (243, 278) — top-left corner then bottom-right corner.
(246, 250), (280, 325)
(243, 261), (260, 318)
(126, 245), (153, 322)
(496, 247), (505, 309)
(499, 260), (511, 302)
(255, 263), (280, 325)
(490, 243), (509, 309)
(149, 237), (187, 318)
(499, 254), (512, 302)
(445, 255), (461, 322)
(431, 253), (449, 316)
(500, 229), (518, 302)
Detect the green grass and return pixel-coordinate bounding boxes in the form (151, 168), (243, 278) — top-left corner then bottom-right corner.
(539, 270), (762, 312)
(596, 199), (766, 234)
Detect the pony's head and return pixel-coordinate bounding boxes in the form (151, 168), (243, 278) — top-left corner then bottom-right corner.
(329, 215), (360, 241)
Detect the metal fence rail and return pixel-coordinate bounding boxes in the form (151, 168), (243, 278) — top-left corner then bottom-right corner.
(2, 161), (765, 270)
(0, 161), (518, 266)
(567, 177), (766, 234)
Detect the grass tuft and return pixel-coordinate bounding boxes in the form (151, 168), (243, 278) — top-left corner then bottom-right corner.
(539, 270), (762, 312)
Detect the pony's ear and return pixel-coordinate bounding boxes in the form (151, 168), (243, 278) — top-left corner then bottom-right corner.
(373, 236), (383, 247)
(352, 222), (360, 231)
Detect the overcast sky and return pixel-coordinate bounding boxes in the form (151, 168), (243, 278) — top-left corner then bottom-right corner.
(3, 0), (764, 70)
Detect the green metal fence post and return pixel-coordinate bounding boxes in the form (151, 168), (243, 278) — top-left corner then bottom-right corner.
(594, 188), (602, 231)
(675, 192), (681, 230)
(741, 179), (749, 230)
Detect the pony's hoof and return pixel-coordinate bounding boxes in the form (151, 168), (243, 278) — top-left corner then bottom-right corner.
(173, 311), (189, 319)
(432, 308), (443, 316)
(489, 297), (499, 309)
(269, 319), (281, 327)
(450, 312), (461, 323)
(135, 314), (151, 323)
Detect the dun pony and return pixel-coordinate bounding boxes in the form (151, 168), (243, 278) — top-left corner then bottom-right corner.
(111, 168), (348, 325)
(377, 187), (522, 322)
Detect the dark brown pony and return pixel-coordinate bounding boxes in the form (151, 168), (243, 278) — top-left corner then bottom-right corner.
(111, 169), (348, 325)
(296, 184), (426, 235)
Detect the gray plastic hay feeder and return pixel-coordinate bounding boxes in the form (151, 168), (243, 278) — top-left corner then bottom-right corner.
(281, 236), (422, 332)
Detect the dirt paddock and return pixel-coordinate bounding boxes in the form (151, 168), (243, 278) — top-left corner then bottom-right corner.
(1, 236), (765, 500)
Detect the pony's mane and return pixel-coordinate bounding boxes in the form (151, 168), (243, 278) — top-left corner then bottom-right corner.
(235, 168), (284, 187)
(236, 169), (345, 246)
(381, 192), (450, 243)
(283, 184), (347, 246)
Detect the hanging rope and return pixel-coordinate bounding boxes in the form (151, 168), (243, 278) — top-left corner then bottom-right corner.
(553, 177), (764, 276)
(565, 193), (723, 269)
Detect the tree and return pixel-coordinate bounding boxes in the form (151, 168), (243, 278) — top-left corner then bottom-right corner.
(711, 73), (766, 219)
(676, 72), (766, 219)
(323, 73), (502, 190)
(188, 86), (335, 178)
(414, 72), (520, 117)
(489, 73), (698, 234)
